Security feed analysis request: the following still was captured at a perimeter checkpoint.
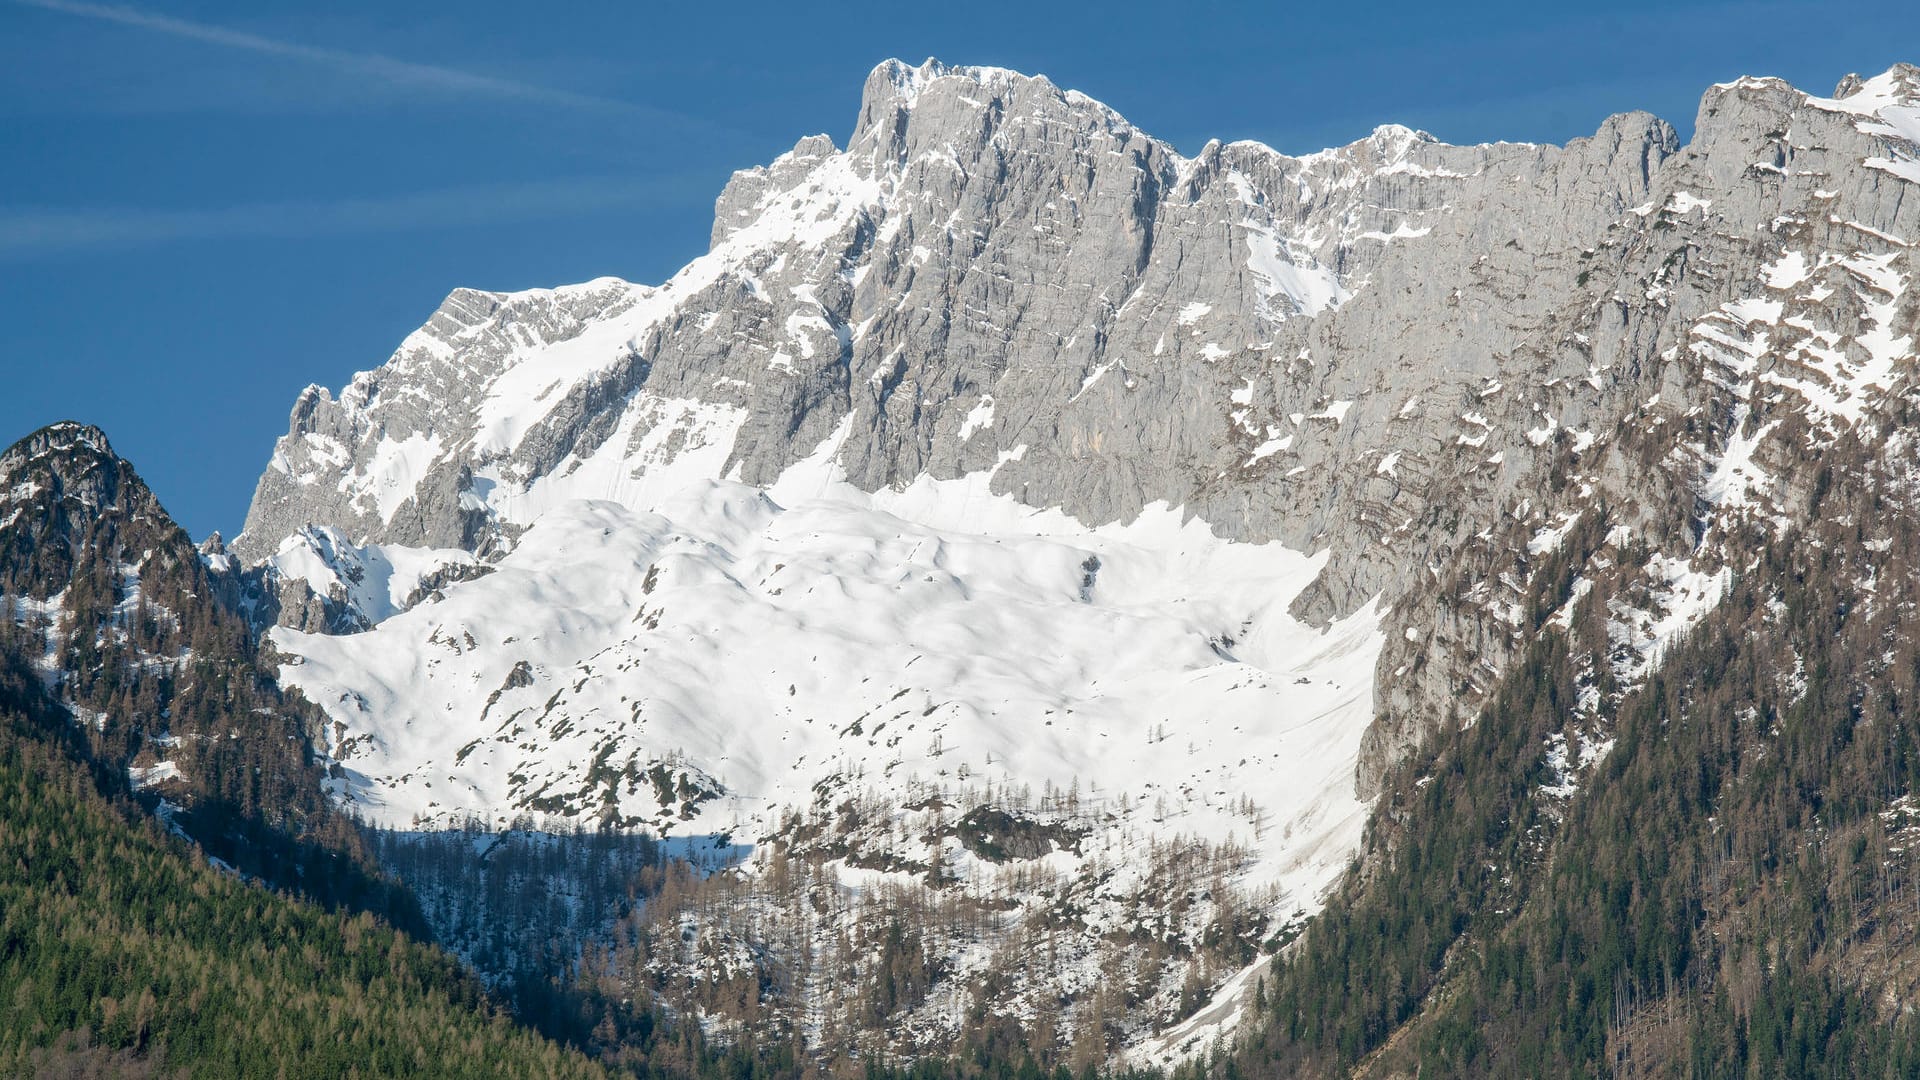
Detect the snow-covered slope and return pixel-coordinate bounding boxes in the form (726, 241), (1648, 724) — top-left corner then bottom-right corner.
(277, 418), (1382, 935)
(256, 525), (482, 632)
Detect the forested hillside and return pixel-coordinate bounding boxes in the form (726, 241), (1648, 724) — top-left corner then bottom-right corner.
(1216, 423), (1920, 1076)
(0, 696), (613, 1077)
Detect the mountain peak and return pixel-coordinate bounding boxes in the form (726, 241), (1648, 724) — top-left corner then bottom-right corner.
(859, 57), (1041, 110)
(850, 57), (1135, 158)
(1369, 122), (1435, 151)
(1833, 62), (1920, 104)
(1, 423), (126, 510)
(3, 420), (115, 465)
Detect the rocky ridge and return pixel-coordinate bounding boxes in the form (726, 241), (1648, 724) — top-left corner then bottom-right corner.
(0, 423), (405, 900)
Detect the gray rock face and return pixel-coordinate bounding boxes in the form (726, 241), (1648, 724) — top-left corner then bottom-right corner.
(1358, 67), (1920, 782)
(237, 58), (1920, 796)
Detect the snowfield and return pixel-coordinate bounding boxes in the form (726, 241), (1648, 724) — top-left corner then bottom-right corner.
(276, 420), (1383, 932)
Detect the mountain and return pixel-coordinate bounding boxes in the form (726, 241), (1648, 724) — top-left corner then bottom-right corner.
(0, 420), (430, 912)
(223, 59), (1920, 1069)
(0, 423), (621, 1076)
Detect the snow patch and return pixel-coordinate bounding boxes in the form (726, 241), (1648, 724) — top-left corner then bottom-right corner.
(958, 395), (996, 441)
(1243, 224), (1349, 319)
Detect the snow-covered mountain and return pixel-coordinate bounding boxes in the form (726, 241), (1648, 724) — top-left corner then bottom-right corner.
(230, 59), (1920, 1063)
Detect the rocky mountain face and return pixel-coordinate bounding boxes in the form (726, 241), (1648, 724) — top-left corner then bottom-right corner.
(0, 422), (412, 913)
(226, 59), (1920, 1068)
(1, 421), (280, 800)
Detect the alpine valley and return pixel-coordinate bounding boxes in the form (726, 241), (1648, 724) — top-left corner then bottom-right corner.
(8, 57), (1920, 1078)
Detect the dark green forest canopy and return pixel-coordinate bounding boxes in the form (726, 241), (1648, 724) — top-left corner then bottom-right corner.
(0, 709), (613, 1078)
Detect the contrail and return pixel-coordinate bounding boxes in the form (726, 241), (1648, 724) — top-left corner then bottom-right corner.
(0, 174), (712, 258)
(14, 0), (678, 118)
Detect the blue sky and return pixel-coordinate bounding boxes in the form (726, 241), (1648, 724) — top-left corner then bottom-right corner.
(4, 0), (1917, 540)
